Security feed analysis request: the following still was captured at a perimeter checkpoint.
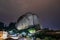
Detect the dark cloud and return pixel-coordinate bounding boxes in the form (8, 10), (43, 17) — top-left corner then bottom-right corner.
(0, 0), (60, 30)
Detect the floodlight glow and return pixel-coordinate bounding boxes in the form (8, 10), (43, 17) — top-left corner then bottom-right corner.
(0, 31), (3, 39)
(28, 28), (36, 34)
(10, 34), (18, 39)
(28, 33), (32, 36)
(3, 31), (8, 39)
(21, 32), (26, 36)
(11, 37), (19, 39)
(9, 30), (14, 35)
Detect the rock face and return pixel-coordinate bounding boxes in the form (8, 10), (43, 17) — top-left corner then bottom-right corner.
(16, 12), (41, 30)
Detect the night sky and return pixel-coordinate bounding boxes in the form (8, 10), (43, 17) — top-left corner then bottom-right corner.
(0, 0), (60, 30)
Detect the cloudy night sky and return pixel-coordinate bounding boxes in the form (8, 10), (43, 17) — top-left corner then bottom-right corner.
(0, 0), (60, 30)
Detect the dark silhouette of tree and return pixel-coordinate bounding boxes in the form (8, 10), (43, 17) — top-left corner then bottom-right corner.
(0, 22), (4, 31)
(7, 22), (17, 31)
(6, 22), (19, 35)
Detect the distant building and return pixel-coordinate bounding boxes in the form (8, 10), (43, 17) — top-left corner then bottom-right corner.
(16, 12), (41, 30)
